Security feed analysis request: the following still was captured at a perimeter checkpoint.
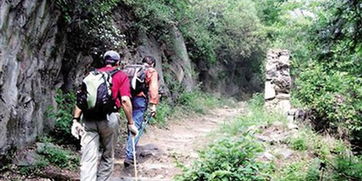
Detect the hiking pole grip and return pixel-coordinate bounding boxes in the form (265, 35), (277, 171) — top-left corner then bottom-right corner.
(132, 136), (138, 181)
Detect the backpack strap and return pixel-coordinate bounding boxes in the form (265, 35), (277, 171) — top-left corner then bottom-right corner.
(108, 68), (121, 76)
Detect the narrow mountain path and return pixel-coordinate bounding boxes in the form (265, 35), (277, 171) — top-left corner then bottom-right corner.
(111, 102), (246, 181)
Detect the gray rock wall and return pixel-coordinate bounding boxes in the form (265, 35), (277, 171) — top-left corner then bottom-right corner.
(0, 0), (65, 155)
(166, 25), (195, 91)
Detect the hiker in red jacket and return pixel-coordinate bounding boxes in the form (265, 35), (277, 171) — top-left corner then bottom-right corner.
(71, 50), (138, 181)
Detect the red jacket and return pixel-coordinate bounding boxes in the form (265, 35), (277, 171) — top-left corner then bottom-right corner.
(98, 66), (131, 109)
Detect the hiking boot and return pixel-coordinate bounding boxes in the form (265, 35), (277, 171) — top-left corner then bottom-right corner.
(124, 158), (134, 168)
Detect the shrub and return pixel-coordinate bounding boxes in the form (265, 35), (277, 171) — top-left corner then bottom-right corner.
(151, 101), (172, 126)
(123, 0), (265, 66)
(289, 137), (308, 151)
(175, 137), (269, 181)
(295, 62), (362, 140)
(46, 89), (77, 144)
(332, 155), (362, 180)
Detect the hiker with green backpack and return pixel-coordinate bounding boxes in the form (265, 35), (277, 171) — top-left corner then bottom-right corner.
(122, 56), (159, 167)
(71, 50), (138, 181)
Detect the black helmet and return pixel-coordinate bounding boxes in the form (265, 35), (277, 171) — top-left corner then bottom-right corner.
(103, 50), (121, 65)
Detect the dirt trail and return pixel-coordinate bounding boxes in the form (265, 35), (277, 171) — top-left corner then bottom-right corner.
(111, 102), (245, 181)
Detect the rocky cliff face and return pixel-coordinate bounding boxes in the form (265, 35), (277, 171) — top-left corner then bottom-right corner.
(0, 0), (66, 155)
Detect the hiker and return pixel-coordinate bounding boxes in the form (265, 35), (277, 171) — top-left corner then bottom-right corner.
(124, 56), (159, 167)
(71, 50), (139, 181)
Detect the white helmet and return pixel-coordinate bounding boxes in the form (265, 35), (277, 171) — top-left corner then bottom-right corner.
(103, 50), (121, 64)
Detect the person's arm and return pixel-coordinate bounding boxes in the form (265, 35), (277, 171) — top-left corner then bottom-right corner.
(147, 68), (159, 116)
(121, 96), (133, 125)
(73, 105), (82, 120)
(147, 69), (159, 105)
(118, 74), (138, 136)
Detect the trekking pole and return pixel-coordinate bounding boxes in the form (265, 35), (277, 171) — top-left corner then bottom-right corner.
(138, 114), (153, 138)
(132, 136), (138, 181)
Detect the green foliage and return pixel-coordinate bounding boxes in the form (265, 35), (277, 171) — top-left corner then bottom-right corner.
(296, 62), (361, 133)
(55, 0), (126, 63)
(289, 137), (308, 151)
(177, 91), (221, 114)
(296, 0), (362, 141)
(175, 137), (269, 181)
(248, 93), (265, 110)
(255, 0), (317, 63)
(223, 93), (287, 136)
(150, 101), (172, 126)
(123, 0), (266, 67)
(151, 90), (231, 126)
(258, 0), (362, 145)
(276, 159), (321, 181)
(332, 155), (362, 180)
(47, 89), (77, 144)
(18, 159), (49, 176)
(56, 0), (120, 24)
(176, 93), (361, 181)
(38, 146), (79, 169)
(37, 143), (79, 169)
(122, 0), (183, 29)
(255, 0), (287, 26)
(153, 70), (231, 125)
(183, 0), (265, 62)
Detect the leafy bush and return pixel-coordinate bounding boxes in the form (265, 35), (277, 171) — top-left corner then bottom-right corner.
(151, 101), (172, 126)
(175, 137), (269, 181)
(332, 155), (362, 180)
(295, 62), (361, 136)
(123, 0), (265, 65)
(47, 89), (77, 144)
(182, 0), (265, 62)
(258, 0), (362, 146)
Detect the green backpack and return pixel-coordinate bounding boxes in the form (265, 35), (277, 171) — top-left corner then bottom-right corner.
(76, 68), (120, 113)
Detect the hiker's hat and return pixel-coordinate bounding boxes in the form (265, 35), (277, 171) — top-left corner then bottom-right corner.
(104, 50), (121, 64)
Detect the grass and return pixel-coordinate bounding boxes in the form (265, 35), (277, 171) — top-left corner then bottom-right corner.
(151, 90), (236, 127)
